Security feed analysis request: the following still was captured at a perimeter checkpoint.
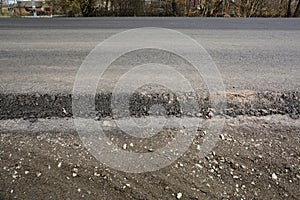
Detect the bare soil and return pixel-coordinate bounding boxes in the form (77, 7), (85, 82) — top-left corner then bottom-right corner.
(0, 116), (299, 200)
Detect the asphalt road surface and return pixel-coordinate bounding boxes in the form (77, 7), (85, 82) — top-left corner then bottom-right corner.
(0, 17), (299, 94)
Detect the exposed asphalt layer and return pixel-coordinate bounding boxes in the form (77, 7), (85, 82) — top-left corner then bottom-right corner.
(0, 91), (299, 120)
(0, 18), (299, 120)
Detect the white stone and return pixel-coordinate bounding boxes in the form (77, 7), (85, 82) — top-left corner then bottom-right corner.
(195, 164), (203, 169)
(272, 173), (278, 180)
(176, 193), (182, 199)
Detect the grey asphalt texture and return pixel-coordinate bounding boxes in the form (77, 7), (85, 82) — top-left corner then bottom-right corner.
(0, 18), (299, 119)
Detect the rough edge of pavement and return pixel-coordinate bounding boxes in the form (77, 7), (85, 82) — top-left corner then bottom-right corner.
(0, 90), (299, 120)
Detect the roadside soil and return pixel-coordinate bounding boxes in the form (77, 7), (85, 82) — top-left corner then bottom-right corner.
(0, 116), (299, 200)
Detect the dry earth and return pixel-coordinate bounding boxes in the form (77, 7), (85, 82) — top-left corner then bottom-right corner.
(0, 116), (299, 200)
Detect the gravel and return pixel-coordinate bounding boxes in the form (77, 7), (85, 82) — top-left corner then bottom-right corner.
(1, 115), (299, 199)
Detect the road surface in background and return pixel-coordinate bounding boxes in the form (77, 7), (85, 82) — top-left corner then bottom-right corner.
(0, 17), (299, 94)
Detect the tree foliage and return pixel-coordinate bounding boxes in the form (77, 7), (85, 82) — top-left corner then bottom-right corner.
(48, 0), (300, 17)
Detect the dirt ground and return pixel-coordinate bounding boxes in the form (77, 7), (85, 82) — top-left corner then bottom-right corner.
(0, 116), (299, 200)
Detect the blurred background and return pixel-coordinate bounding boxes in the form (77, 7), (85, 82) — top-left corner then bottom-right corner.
(0, 0), (300, 17)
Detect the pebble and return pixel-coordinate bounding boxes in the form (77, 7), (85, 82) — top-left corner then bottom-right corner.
(36, 172), (42, 177)
(58, 162), (62, 168)
(195, 164), (203, 169)
(62, 108), (67, 114)
(176, 192), (182, 199)
(94, 172), (100, 177)
(196, 113), (202, 117)
(272, 173), (278, 180)
(123, 144), (127, 150)
(24, 170), (29, 175)
(208, 111), (214, 118)
(220, 134), (225, 140)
